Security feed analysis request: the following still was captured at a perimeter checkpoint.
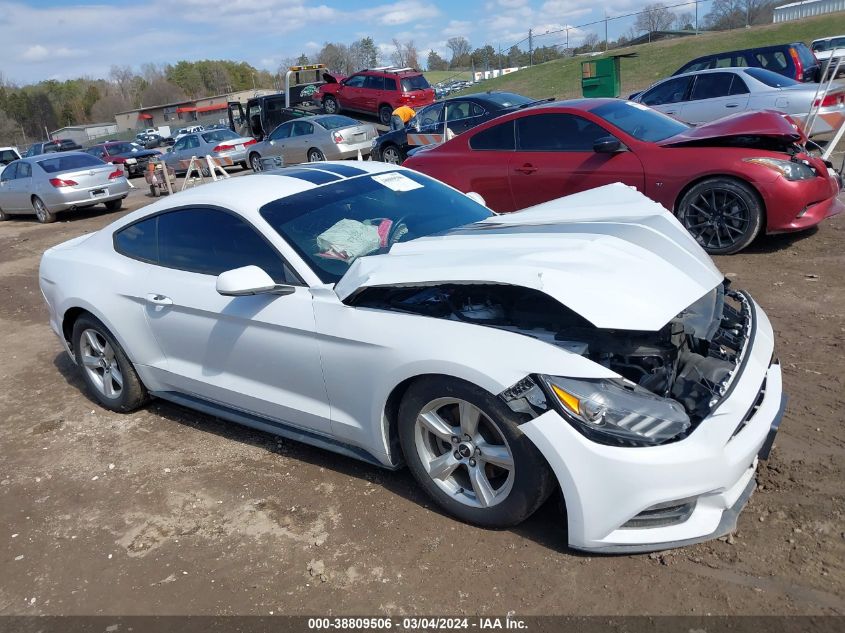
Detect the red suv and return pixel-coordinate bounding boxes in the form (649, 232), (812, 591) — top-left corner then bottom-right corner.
(318, 67), (436, 126)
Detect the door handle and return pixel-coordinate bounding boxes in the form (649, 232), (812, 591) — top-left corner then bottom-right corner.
(665, 110), (677, 115)
(515, 163), (537, 175)
(146, 293), (173, 306)
(725, 103), (739, 108)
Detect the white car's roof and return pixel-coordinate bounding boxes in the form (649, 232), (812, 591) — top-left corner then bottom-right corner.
(110, 161), (406, 229)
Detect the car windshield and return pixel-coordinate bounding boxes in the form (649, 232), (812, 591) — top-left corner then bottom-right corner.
(36, 153), (104, 173)
(812, 37), (845, 52)
(107, 142), (136, 155)
(317, 115), (360, 130)
(743, 67), (800, 87)
(260, 170), (493, 283)
(201, 129), (238, 143)
(590, 100), (690, 142)
(481, 92), (535, 108)
(401, 75), (430, 92)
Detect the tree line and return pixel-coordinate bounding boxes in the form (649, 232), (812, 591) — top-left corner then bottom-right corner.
(0, 60), (276, 147)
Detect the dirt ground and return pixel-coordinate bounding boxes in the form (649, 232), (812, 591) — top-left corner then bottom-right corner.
(0, 171), (843, 616)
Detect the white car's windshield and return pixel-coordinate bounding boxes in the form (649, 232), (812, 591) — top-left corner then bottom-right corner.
(260, 170), (493, 283)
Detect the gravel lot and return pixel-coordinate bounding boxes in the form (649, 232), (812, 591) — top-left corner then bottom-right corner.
(0, 170), (843, 616)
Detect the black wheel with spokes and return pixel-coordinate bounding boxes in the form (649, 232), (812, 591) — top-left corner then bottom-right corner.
(677, 178), (763, 255)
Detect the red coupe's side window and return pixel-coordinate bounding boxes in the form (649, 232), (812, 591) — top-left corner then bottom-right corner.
(469, 120), (515, 151)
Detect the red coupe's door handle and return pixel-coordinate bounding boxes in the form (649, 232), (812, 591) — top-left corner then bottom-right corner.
(515, 163), (537, 174)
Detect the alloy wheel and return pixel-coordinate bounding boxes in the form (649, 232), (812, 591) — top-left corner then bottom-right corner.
(79, 328), (124, 399)
(683, 187), (751, 251)
(308, 149), (325, 162)
(414, 397), (515, 509)
(382, 146), (401, 165)
(250, 154), (261, 172)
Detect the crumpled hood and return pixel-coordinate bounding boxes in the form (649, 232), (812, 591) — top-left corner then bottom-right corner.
(335, 183), (723, 331)
(659, 110), (804, 146)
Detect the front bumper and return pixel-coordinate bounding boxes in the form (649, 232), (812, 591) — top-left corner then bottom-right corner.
(521, 295), (786, 553)
(761, 171), (843, 233)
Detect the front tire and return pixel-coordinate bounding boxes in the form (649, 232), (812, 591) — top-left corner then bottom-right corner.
(72, 314), (148, 412)
(398, 376), (554, 528)
(249, 152), (262, 172)
(0, 205), (8, 221)
(32, 196), (56, 223)
(322, 96), (339, 114)
(677, 178), (763, 255)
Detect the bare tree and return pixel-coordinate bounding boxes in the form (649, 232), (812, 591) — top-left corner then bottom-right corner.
(675, 11), (695, 30)
(634, 3), (675, 34)
(705, 0), (775, 29)
(446, 36), (471, 67)
(403, 40), (419, 69)
(141, 79), (187, 107)
(391, 38), (407, 67)
(316, 42), (351, 74)
(582, 32), (600, 51)
(109, 65), (136, 102)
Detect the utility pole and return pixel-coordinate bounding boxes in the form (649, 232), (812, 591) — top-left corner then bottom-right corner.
(746, 0), (750, 26)
(498, 44), (503, 74)
(695, 0), (699, 33)
(528, 28), (534, 66)
(566, 27), (570, 51)
(604, 12), (609, 52)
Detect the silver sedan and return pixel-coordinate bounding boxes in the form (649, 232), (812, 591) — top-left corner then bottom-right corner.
(163, 128), (256, 175)
(633, 67), (845, 136)
(247, 114), (376, 171)
(0, 152), (130, 223)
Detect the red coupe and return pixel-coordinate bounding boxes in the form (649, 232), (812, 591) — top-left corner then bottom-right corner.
(403, 99), (843, 254)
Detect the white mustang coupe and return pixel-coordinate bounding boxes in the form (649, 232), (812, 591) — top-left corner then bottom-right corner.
(39, 162), (785, 553)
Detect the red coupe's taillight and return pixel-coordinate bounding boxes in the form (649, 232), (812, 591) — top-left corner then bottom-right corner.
(49, 178), (77, 187)
(331, 131), (344, 144)
(108, 169), (124, 180)
(789, 47), (804, 80)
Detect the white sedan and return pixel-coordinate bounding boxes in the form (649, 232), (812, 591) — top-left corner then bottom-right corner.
(39, 162), (785, 553)
(633, 66), (845, 136)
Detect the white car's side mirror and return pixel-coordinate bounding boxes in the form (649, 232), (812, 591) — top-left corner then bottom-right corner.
(216, 265), (295, 297)
(466, 191), (487, 207)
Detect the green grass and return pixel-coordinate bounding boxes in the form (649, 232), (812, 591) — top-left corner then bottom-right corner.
(451, 13), (845, 100)
(423, 70), (474, 85)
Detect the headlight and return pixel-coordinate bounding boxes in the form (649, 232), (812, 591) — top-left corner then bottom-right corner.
(744, 157), (817, 181)
(540, 376), (690, 447)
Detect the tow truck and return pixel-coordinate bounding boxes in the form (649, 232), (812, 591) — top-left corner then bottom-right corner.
(227, 64), (327, 140)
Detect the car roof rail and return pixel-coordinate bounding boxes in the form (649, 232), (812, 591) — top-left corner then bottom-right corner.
(364, 66), (417, 74)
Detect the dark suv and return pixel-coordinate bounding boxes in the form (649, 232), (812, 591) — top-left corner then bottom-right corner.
(318, 67), (436, 125)
(673, 43), (821, 82)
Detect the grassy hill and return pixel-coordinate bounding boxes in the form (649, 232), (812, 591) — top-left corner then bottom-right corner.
(450, 13), (845, 100)
(423, 70), (474, 85)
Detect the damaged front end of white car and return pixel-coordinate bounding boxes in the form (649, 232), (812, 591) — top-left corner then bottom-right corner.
(338, 183), (786, 553)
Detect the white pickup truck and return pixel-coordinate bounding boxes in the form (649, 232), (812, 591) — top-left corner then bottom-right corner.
(0, 147), (21, 177)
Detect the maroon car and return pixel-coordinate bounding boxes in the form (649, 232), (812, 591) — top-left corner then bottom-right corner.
(404, 99), (843, 254)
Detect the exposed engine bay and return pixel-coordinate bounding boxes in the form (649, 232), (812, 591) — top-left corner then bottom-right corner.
(350, 280), (750, 424)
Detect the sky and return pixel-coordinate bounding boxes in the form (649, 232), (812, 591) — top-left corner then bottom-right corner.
(0, 0), (708, 84)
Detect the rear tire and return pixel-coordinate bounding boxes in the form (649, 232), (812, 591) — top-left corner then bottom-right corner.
(32, 196), (56, 224)
(323, 96), (339, 114)
(398, 376), (555, 528)
(677, 178), (763, 255)
(308, 148), (325, 162)
(72, 314), (148, 412)
(0, 206), (8, 221)
(105, 198), (123, 212)
(379, 105), (393, 126)
(149, 185), (159, 197)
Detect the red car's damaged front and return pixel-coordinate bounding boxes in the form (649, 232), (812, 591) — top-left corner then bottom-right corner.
(404, 100), (843, 254)
(654, 109), (843, 235)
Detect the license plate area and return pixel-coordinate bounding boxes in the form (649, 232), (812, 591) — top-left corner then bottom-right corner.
(90, 188), (107, 198)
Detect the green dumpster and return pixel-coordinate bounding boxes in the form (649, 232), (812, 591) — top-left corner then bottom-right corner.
(581, 57), (621, 98)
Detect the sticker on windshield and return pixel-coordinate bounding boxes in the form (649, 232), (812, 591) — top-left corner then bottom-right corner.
(371, 172), (423, 192)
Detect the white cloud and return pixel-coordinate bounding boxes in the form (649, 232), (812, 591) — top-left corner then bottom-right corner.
(20, 45), (49, 62)
(365, 1), (440, 25)
(442, 19), (472, 37)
